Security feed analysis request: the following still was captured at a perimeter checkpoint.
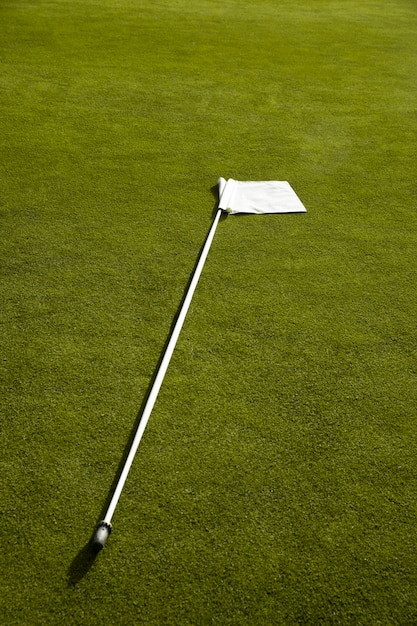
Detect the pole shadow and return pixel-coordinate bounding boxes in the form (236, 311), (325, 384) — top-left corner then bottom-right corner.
(68, 542), (99, 587)
(68, 186), (226, 583)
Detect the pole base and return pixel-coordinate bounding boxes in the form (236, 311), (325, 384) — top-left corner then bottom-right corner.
(91, 521), (112, 553)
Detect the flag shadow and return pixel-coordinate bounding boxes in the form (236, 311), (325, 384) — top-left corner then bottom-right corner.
(210, 183), (228, 221)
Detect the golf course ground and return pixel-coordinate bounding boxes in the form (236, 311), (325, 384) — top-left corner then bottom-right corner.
(1, 0), (417, 623)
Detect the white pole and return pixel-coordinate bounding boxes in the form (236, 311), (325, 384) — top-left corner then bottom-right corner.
(92, 208), (223, 550)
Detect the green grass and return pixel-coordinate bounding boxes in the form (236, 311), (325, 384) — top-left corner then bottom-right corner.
(1, 0), (417, 623)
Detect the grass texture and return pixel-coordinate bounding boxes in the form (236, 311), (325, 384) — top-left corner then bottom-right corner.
(1, 0), (417, 623)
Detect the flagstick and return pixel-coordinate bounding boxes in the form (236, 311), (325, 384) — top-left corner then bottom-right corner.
(91, 208), (223, 551)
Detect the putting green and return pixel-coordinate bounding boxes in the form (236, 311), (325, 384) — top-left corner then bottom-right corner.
(1, 0), (417, 623)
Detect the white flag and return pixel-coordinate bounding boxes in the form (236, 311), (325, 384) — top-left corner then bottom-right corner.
(218, 177), (307, 215)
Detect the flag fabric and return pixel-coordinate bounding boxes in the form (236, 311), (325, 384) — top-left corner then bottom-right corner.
(218, 177), (307, 215)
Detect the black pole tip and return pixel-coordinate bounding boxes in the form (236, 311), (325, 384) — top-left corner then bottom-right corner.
(90, 521), (112, 553)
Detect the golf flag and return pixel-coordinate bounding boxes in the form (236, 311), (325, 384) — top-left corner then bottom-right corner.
(218, 177), (307, 214)
(91, 176), (307, 553)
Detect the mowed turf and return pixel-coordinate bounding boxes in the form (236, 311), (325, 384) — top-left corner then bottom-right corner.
(1, 0), (417, 623)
